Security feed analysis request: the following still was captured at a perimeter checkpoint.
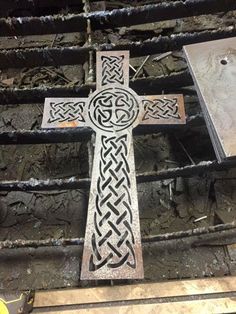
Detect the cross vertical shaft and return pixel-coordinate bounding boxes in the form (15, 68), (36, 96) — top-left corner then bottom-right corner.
(81, 51), (143, 279)
(81, 132), (143, 279)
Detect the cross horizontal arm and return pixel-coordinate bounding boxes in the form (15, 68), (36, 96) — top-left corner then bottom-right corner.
(42, 98), (87, 128)
(139, 94), (186, 125)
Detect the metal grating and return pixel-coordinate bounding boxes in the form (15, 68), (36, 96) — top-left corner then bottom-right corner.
(0, 0), (235, 274)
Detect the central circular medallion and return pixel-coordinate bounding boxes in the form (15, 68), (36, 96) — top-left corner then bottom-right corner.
(87, 87), (139, 132)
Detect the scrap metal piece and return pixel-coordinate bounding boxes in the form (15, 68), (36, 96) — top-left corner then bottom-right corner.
(184, 37), (236, 161)
(42, 51), (186, 280)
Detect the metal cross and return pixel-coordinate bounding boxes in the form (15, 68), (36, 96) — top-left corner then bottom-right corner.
(42, 51), (186, 280)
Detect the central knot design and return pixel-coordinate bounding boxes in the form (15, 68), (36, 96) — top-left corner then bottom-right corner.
(88, 87), (139, 132)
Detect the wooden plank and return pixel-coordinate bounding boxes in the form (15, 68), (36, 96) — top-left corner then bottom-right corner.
(34, 297), (236, 314)
(34, 276), (236, 308)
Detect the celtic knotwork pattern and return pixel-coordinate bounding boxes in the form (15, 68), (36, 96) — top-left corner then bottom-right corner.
(142, 98), (181, 121)
(47, 101), (85, 123)
(101, 55), (125, 86)
(89, 134), (136, 272)
(88, 87), (139, 132)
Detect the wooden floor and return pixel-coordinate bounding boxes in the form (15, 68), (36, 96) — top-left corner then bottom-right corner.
(32, 276), (236, 313)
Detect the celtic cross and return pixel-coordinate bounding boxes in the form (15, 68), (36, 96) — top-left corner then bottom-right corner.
(42, 51), (186, 280)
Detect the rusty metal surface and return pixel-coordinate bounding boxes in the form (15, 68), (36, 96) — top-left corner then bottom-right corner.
(0, 70), (192, 105)
(0, 0), (236, 36)
(2, 159), (236, 192)
(1, 28), (236, 69)
(184, 37), (236, 161)
(89, 0), (236, 30)
(42, 50), (186, 280)
(0, 113), (200, 145)
(0, 0), (84, 17)
(0, 223), (236, 252)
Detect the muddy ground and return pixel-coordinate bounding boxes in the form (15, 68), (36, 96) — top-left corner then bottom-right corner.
(0, 6), (236, 290)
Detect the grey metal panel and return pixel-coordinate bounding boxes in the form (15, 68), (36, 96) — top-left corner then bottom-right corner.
(184, 37), (236, 161)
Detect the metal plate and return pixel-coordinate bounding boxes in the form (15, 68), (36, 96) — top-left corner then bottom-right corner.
(41, 50), (186, 280)
(184, 37), (236, 161)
